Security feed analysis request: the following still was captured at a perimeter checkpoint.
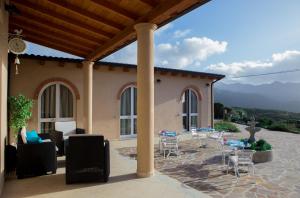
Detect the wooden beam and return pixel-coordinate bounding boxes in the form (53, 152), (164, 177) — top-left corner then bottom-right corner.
(160, 71), (168, 75)
(11, 14), (105, 45)
(86, 0), (192, 61)
(22, 36), (86, 57)
(171, 72), (178, 76)
(38, 60), (45, 66)
(139, 0), (158, 8)
(108, 66), (115, 71)
(11, 20), (97, 50)
(181, 73), (188, 77)
(10, 24), (92, 53)
(91, 0), (139, 21)
(76, 63), (83, 69)
(58, 62), (65, 67)
(123, 67), (130, 72)
(11, 0), (114, 39)
(46, 0), (125, 30)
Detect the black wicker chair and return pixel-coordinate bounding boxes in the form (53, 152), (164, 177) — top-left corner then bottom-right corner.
(66, 135), (110, 184)
(50, 128), (85, 156)
(16, 133), (57, 179)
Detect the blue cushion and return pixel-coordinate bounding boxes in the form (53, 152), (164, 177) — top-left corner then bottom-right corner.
(26, 130), (43, 144)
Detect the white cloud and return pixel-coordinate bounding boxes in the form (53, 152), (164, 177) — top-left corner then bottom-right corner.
(206, 50), (300, 84)
(173, 29), (191, 38)
(104, 36), (227, 69)
(103, 42), (137, 64)
(155, 23), (173, 36)
(156, 37), (227, 68)
(207, 61), (272, 75)
(272, 50), (300, 62)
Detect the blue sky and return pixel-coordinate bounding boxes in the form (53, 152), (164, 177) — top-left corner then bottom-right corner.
(26, 0), (300, 84)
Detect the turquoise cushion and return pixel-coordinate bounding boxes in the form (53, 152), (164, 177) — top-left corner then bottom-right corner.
(26, 130), (42, 144)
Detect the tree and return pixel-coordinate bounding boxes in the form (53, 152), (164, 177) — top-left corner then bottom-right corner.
(214, 102), (224, 119)
(8, 95), (33, 138)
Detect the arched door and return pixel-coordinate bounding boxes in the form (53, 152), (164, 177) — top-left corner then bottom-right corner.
(182, 89), (198, 131)
(39, 82), (75, 133)
(120, 86), (137, 137)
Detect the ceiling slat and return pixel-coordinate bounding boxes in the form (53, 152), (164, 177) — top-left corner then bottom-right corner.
(90, 0), (139, 21)
(11, 0), (114, 39)
(86, 0), (191, 61)
(139, 0), (158, 8)
(11, 19), (98, 49)
(21, 36), (87, 57)
(47, 0), (125, 30)
(10, 26), (92, 54)
(11, 12), (105, 45)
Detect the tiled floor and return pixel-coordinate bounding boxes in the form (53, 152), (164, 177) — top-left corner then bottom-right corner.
(119, 125), (300, 198)
(2, 137), (211, 198)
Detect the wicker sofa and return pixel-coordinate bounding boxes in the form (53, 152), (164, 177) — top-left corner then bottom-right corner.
(65, 135), (110, 184)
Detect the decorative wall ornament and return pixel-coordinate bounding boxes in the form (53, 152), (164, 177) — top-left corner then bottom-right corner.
(8, 29), (27, 74)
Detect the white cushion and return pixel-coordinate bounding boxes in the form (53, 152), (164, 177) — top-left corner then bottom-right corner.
(55, 121), (76, 136)
(20, 127), (27, 144)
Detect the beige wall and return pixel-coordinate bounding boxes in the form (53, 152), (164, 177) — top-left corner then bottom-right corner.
(10, 58), (214, 140)
(0, 0), (8, 195)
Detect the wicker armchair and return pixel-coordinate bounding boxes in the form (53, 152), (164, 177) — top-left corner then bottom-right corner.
(50, 128), (85, 156)
(16, 133), (57, 179)
(66, 135), (110, 184)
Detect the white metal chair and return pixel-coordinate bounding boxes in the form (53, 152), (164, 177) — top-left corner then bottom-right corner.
(209, 131), (224, 140)
(227, 150), (256, 181)
(217, 138), (235, 165)
(161, 136), (179, 158)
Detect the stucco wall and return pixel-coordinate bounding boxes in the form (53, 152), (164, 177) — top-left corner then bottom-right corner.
(10, 58), (214, 141)
(0, 0), (8, 194)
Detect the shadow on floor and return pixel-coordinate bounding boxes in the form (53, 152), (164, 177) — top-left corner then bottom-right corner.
(3, 172), (139, 198)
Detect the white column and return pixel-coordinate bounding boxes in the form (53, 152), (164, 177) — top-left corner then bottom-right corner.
(82, 61), (94, 134)
(134, 23), (157, 178)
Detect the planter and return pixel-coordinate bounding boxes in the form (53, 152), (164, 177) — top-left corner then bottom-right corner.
(253, 150), (273, 163)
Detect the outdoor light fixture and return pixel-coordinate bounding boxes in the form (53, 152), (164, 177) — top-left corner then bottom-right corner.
(156, 79), (161, 83)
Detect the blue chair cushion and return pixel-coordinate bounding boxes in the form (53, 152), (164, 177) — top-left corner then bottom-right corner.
(26, 130), (43, 144)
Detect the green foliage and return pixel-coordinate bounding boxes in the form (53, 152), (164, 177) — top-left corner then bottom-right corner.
(230, 108), (248, 124)
(214, 121), (240, 132)
(257, 117), (273, 128)
(250, 139), (272, 151)
(8, 95), (33, 136)
(267, 123), (290, 132)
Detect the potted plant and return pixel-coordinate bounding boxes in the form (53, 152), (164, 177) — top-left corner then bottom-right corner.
(8, 95), (33, 142)
(250, 139), (273, 163)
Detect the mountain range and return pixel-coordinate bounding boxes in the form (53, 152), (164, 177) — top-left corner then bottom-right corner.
(214, 82), (300, 113)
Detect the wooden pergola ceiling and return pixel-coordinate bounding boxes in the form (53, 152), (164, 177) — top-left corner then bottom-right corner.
(9, 0), (210, 61)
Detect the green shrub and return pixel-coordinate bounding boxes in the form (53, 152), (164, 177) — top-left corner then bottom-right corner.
(250, 139), (272, 151)
(267, 123), (290, 132)
(214, 121), (240, 132)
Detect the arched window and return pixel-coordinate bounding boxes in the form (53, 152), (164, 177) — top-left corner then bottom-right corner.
(120, 86), (137, 137)
(39, 82), (75, 133)
(182, 89), (198, 131)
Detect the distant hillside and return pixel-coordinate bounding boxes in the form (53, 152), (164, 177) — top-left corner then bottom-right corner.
(215, 82), (300, 113)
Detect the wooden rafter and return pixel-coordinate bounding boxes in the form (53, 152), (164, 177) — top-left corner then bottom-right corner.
(139, 0), (158, 8)
(11, 0), (114, 39)
(11, 19), (98, 50)
(90, 0), (139, 21)
(86, 0), (199, 61)
(46, 0), (125, 30)
(11, 13), (105, 45)
(22, 36), (86, 57)
(10, 26), (91, 54)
